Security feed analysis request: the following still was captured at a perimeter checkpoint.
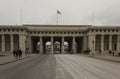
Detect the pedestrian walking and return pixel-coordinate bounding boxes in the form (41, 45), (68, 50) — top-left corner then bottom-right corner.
(12, 49), (16, 59)
(17, 49), (22, 59)
(15, 50), (19, 60)
(99, 50), (101, 55)
(112, 51), (114, 56)
(109, 50), (112, 55)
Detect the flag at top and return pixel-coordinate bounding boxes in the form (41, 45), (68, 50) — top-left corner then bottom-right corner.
(57, 10), (61, 15)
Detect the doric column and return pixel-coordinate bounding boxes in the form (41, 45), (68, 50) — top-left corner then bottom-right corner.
(88, 35), (96, 51)
(2, 34), (5, 52)
(83, 36), (88, 50)
(109, 35), (112, 50)
(10, 34), (14, 52)
(39, 36), (43, 54)
(101, 35), (104, 51)
(27, 36), (32, 53)
(19, 35), (26, 53)
(62, 36), (64, 54)
(72, 36), (76, 53)
(117, 35), (120, 51)
(51, 36), (54, 54)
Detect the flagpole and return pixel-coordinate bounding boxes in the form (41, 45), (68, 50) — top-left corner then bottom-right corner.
(56, 10), (61, 25)
(92, 10), (94, 26)
(20, 8), (22, 25)
(57, 11), (58, 25)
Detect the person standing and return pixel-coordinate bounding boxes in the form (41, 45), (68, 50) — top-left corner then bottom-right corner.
(99, 50), (101, 55)
(109, 50), (112, 55)
(12, 49), (16, 59)
(17, 49), (22, 59)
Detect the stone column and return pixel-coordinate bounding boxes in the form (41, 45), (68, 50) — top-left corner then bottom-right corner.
(109, 35), (112, 50)
(88, 35), (96, 51)
(27, 36), (32, 53)
(62, 36), (64, 54)
(10, 34), (14, 52)
(72, 36), (76, 53)
(83, 36), (88, 50)
(51, 36), (54, 54)
(19, 35), (26, 53)
(101, 35), (104, 51)
(117, 35), (120, 51)
(39, 36), (43, 54)
(2, 34), (5, 52)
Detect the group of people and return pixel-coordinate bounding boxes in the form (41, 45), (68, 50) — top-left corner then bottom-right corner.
(109, 50), (115, 56)
(13, 49), (22, 59)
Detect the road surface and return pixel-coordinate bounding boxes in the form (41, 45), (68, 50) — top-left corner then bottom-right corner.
(0, 54), (120, 79)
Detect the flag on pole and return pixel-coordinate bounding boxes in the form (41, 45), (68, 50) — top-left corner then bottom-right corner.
(57, 10), (61, 15)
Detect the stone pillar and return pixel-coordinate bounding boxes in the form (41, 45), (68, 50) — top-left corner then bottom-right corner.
(117, 35), (120, 51)
(83, 36), (87, 50)
(88, 35), (96, 51)
(39, 36), (43, 54)
(10, 34), (14, 52)
(72, 36), (76, 53)
(2, 34), (5, 52)
(27, 36), (32, 53)
(26, 36), (32, 53)
(19, 35), (26, 53)
(109, 35), (112, 50)
(51, 36), (54, 54)
(62, 36), (64, 54)
(101, 35), (104, 51)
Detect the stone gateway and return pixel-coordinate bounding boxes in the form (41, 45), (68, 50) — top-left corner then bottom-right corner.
(0, 25), (119, 54)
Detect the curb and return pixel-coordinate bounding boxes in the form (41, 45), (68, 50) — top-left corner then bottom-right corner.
(92, 56), (120, 63)
(0, 56), (36, 66)
(86, 55), (120, 63)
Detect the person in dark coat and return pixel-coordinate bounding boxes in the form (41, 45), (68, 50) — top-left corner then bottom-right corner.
(15, 49), (19, 59)
(17, 49), (22, 59)
(109, 50), (112, 55)
(99, 50), (101, 54)
(13, 49), (16, 59)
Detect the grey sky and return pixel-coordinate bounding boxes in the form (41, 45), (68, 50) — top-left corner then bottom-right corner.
(0, 0), (120, 26)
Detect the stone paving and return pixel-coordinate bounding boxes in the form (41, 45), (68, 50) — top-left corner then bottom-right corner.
(0, 53), (38, 65)
(0, 52), (120, 66)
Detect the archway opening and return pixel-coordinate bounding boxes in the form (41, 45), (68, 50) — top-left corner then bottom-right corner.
(45, 41), (51, 54)
(31, 36), (39, 53)
(54, 41), (61, 54)
(64, 41), (69, 53)
(76, 37), (83, 53)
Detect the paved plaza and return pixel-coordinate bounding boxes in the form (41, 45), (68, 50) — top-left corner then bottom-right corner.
(0, 54), (120, 79)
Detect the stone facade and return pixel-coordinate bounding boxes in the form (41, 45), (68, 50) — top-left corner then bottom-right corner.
(0, 25), (120, 54)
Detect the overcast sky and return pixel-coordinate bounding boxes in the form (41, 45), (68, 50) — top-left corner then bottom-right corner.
(0, 0), (120, 26)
